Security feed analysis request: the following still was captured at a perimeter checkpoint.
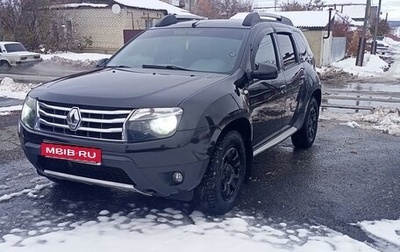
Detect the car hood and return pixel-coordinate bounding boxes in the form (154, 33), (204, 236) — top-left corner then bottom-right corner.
(30, 68), (227, 108)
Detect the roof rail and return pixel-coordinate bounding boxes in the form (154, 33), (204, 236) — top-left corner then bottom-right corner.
(259, 12), (293, 26)
(242, 12), (262, 26)
(155, 14), (178, 27)
(155, 14), (205, 27)
(242, 12), (293, 26)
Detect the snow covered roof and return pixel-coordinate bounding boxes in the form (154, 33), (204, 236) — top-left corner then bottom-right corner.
(231, 10), (338, 28)
(62, 3), (108, 8)
(56, 1), (197, 17)
(113, 0), (189, 15)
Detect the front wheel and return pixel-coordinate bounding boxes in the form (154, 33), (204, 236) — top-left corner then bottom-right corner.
(291, 97), (319, 148)
(194, 131), (246, 215)
(0, 61), (11, 72)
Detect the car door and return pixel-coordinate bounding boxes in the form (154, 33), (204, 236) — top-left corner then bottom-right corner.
(247, 33), (287, 146)
(275, 33), (305, 127)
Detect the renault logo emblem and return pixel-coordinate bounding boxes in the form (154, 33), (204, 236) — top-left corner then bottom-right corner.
(66, 107), (82, 131)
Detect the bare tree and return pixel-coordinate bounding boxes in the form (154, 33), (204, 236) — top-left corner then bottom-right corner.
(195, 0), (253, 19)
(0, 0), (92, 51)
(280, 0), (324, 11)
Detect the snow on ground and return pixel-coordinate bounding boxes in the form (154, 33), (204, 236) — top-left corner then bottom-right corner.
(325, 37), (400, 78)
(0, 105), (22, 116)
(321, 107), (400, 136)
(40, 52), (112, 62)
(330, 54), (389, 77)
(0, 77), (32, 100)
(359, 219), (400, 248)
(0, 205), (379, 252)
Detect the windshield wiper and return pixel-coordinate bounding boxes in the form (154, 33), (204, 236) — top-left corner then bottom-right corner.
(142, 64), (191, 71)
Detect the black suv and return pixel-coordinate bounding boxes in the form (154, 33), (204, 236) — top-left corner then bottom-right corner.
(19, 13), (321, 214)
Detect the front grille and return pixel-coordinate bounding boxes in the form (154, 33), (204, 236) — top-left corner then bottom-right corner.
(39, 157), (135, 185)
(38, 101), (132, 141)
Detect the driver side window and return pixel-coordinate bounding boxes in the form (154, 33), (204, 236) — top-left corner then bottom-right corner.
(254, 34), (277, 70)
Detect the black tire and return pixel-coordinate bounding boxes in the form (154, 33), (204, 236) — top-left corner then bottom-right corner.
(194, 131), (246, 215)
(0, 61), (11, 72)
(291, 97), (319, 148)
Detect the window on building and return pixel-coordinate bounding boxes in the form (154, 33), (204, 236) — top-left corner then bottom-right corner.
(145, 19), (153, 29)
(66, 19), (73, 34)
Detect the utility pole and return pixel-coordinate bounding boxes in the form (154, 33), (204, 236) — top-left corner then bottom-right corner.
(371, 0), (382, 54)
(356, 0), (371, 67)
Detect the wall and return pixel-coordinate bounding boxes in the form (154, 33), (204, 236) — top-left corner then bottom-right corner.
(63, 7), (165, 53)
(302, 30), (323, 67)
(302, 30), (345, 67)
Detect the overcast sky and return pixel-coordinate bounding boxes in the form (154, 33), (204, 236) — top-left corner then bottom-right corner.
(253, 0), (400, 21)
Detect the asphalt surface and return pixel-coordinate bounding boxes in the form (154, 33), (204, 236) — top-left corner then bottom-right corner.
(1, 113), (399, 250)
(1, 61), (400, 250)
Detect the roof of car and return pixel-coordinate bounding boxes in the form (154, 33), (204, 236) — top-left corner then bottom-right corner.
(0, 41), (22, 45)
(154, 12), (294, 30)
(156, 19), (257, 29)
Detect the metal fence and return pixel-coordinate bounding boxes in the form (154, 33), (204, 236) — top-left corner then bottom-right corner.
(331, 37), (347, 63)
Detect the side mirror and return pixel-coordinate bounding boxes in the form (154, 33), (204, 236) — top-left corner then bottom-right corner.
(96, 58), (109, 68)
(252, 63), (278, 80)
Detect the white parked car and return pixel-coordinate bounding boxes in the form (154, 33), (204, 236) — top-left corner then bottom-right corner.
(0, 42), (42, 71)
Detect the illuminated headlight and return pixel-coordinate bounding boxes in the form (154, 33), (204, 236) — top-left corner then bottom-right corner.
(20, 96), (38, 129)
(123, 108), (183, 142)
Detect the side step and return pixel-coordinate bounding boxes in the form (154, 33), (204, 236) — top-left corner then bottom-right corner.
(253, 127), (297, 156)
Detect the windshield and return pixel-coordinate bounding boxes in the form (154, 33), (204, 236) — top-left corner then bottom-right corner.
(4, 43), (27, 52)
(107, 28), (248, 74)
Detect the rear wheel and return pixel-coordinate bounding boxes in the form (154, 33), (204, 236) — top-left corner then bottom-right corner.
(0, 61), (11, 72)
(291, 97), (319, 148)
(194, 131), (246, 215)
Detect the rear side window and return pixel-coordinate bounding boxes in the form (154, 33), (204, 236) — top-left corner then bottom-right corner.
(276, 34), (297, 68)
(254, 34), (277, 69)
(293, 32), (307, 61)
(4, 43), (26, 52)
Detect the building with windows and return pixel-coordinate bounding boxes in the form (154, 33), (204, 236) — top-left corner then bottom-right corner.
(56, 0), (195, 53)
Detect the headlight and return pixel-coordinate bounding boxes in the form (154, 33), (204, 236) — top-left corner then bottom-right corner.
(123, 108), (183, 142)
(20, 96), (38, 129)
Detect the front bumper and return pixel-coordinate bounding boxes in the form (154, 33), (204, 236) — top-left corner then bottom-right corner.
(19, 121), (215, 198)
(13, 58), (42, 67)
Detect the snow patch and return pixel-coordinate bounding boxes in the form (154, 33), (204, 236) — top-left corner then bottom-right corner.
(321, 107), (400, 136)
(41, 52), (111, 62)
(358, 219), (400, 248)
(0, 183), (51, 202)
(331, 54), (389, 77)
(0, 209), (378, 252)
(0, 105), (22, 114)
(0, 77), (33, 100)
(340, 121), (361, 128)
